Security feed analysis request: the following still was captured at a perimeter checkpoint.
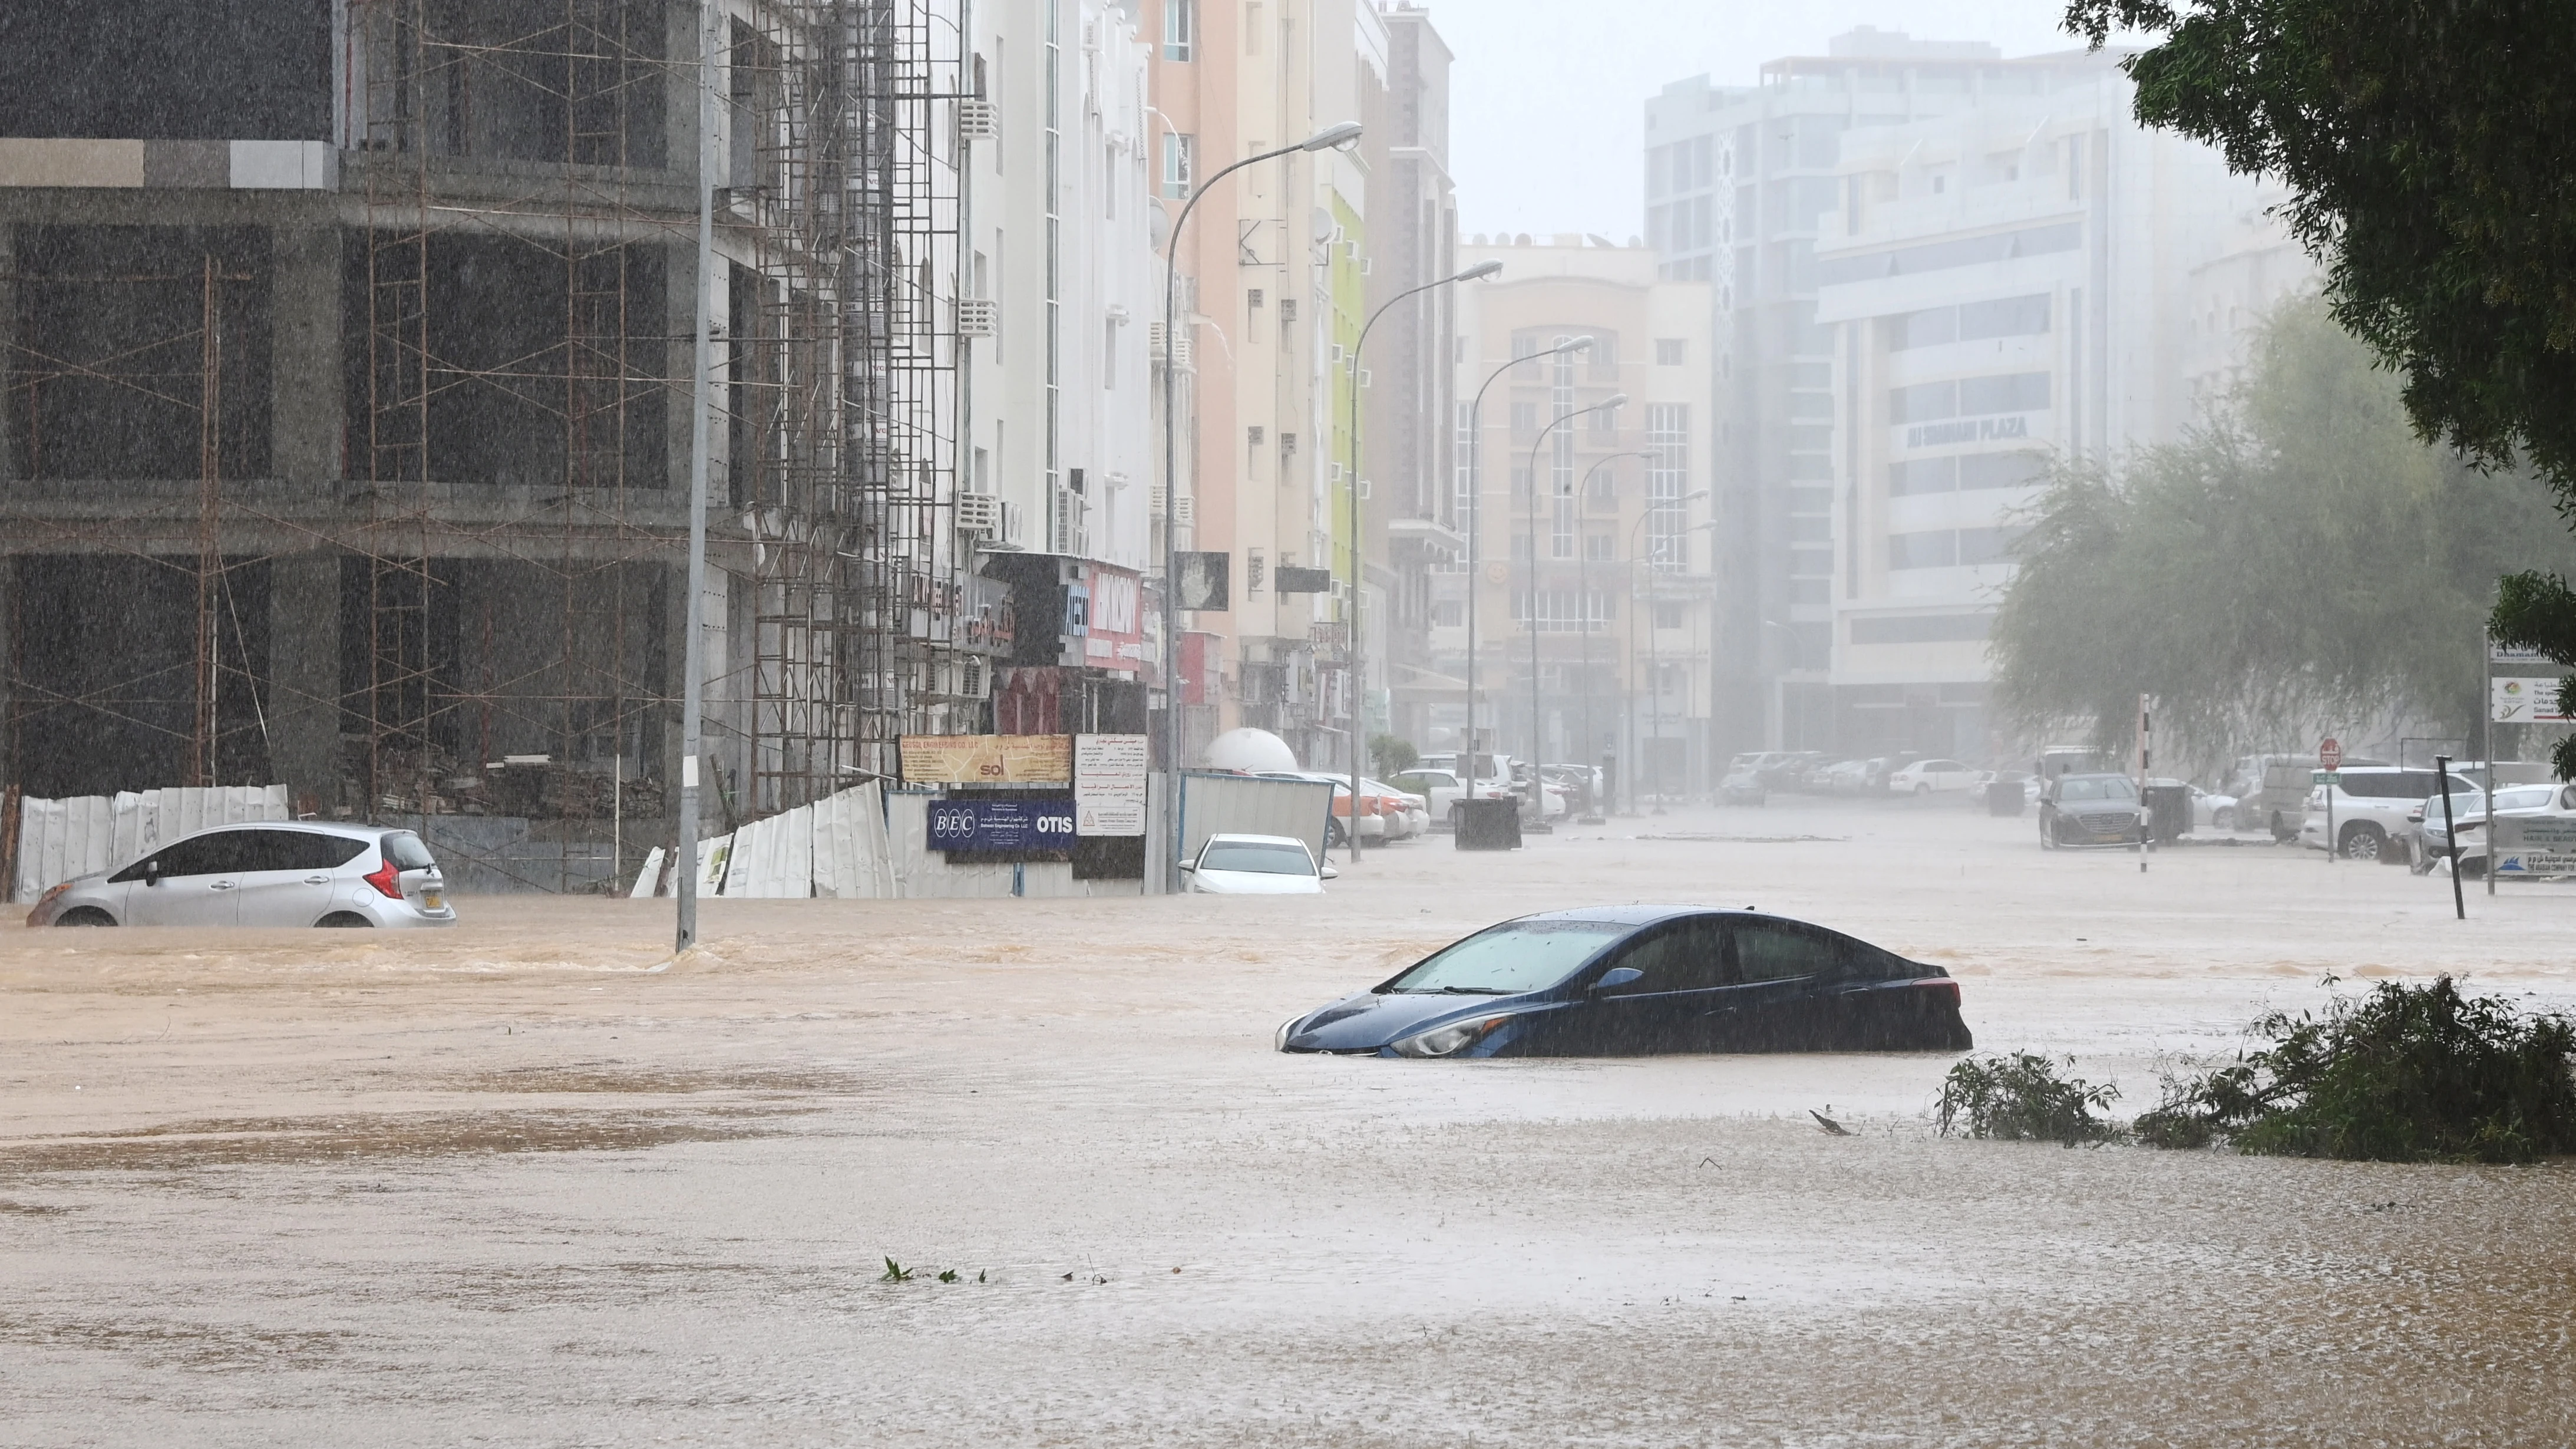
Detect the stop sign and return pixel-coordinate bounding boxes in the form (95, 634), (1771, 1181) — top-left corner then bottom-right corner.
(2320, 737), (2343, 771)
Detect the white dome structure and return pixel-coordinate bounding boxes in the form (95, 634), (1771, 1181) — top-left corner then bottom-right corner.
(1201, 727), (1297, 773)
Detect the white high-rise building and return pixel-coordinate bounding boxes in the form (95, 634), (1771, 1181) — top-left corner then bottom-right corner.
(1810, 70), (2307, 758)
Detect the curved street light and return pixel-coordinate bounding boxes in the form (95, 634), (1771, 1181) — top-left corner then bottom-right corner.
(1628, 490), (1709, 814)
(1524, 391), (1627, 818)
(1157, 121), (1361, 890)
(1460, 334), (1590, 801)
(1570, 450), (1656, 821)
(1335, 258), (1500, 860)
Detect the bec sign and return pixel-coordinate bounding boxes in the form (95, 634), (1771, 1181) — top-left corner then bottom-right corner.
(928, 797), (1076, 856)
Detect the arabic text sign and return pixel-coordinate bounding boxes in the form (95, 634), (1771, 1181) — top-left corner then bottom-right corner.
(900, 734), (1071, 784)
(2491, 677), (2572, 724)
(2493, 813), (2576, 876)
(1074, 733), (1149, 837)
(926, 797), (1076, 854)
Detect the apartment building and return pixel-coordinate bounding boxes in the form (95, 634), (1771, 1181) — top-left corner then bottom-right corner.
(1644, 30), (2103, 758)
(1436, 236), (1715, 796)
(1145, 0), (1439, 773)
(1811, 73), (2304, 758)
(966, 0), (1163, 738)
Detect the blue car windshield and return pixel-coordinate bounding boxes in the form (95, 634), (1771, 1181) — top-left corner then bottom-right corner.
(1382, 920), (1633, 995)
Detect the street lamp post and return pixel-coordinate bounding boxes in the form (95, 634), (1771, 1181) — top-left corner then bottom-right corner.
(1523, 392), (1626, 820)
(1157, 120), (1362, 892)
(1462, 335), (1591, 801)
(1340, 258), (1500, 861)
(1628, 490), (1709, 815)
(675, 0), (718, 952)
(1574, 450), (1654, 823)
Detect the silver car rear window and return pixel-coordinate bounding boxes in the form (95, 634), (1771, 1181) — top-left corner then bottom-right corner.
(383, 831), (437, 870)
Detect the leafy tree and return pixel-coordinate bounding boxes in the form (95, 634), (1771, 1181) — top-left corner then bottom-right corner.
(1369, 733), (1418, 776)
(1992, 296), (2576, 765)
(2064, 0), (2576, 773)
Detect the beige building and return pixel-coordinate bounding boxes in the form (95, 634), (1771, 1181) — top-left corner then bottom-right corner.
(1436, 236), (1715, 798)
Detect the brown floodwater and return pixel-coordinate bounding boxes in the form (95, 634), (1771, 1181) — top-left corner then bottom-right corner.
(5, 801), (2572, 1445)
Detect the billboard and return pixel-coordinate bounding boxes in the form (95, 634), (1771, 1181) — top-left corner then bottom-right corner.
(899, 734), (1071, 784)
(1074, 733), (1148, 836)
(2491, 676), (2572, 724)
(926, 796), (1076, 856)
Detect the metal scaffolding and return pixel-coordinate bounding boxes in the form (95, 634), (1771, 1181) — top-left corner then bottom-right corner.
(0, 0), (969, 890)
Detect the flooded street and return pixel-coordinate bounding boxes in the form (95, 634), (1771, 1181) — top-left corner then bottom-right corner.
(6, 801), (2574, 1446)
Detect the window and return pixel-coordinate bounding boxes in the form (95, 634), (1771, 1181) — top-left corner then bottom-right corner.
(1432, 600), (1463, 628)
(1652, 601), (1685, 629)
(239, 830), (372, 872)
(1601, 921), (1730, 994)
(1888, 295), (2050, 352)
(1161, 133), (1193, 199)
(1958, 452), (2046, 491)
(1890, 457), (1955, 496)
(1584, 533), (1614, 561)
(1512, 590), (1614, 631)
(1452, 401), (1474, 521)
(1889, 531), (1957, 569)
(1731, 921), (1841, 982)
(1644, 403), (1689, 571)
(118, 830), (256, 880)
(1510, 401), (1539, 440)
(1655, 338), (1686, 365)
(1959, 372), (2050, 415)
(1850, 613), (1992, 644)
(1162, 0), (1194, 60)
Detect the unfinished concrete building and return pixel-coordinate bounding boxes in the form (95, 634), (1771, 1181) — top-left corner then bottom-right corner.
(0, 0), (975, 890)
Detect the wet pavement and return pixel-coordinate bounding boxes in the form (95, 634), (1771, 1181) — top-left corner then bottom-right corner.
(5, 801), (2574, 1445)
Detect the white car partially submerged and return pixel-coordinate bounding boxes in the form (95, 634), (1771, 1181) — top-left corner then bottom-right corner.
(1181, 833), (1336, 895)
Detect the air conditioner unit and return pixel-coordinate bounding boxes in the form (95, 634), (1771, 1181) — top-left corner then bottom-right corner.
(956, 492), (1002, 536)
(956, 298), (998, 336)
(1148, 322), (1193, 370)
(955, 656), (991, 699)
(957, 99), (999, 140)
(1173, 495), (1194, 526)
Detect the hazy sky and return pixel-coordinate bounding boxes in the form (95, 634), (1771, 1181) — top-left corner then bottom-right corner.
(1437, 0), (2086, 239)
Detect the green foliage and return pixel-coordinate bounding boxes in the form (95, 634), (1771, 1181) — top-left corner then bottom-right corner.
(1936, 1052), (2122, 1146)
(1369, 734), (1419, 776)
(2061, 0), (2576, 774)
(935, 1268), (959, 1283)
(1992, 297), (2576, 763)
(879, 1256), (912, 1282)
(2136, 976), (2576, 1163)
(2062, 0), (2576, 491)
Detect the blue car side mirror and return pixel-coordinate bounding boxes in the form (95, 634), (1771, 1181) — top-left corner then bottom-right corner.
(1591, 966), (1644, 992)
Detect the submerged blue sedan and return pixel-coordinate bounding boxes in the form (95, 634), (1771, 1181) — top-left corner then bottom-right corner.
(1276, 906), (1974, 1058)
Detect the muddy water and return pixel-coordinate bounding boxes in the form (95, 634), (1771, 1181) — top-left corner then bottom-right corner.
(5, 803), (2573, 1445)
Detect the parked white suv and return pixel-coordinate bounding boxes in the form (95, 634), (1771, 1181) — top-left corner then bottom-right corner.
(2300, 767), (2479, 862)
(1888, 758), (1978, 794)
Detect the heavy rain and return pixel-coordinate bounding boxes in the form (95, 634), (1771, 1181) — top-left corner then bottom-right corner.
(6, 0), (2576, 1444)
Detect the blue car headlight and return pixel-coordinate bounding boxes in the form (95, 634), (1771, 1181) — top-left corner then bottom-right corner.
(1390, 1015), (1510, 1059)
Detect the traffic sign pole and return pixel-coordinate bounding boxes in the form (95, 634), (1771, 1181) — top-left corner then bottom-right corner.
(2320, 737), (2341, 864)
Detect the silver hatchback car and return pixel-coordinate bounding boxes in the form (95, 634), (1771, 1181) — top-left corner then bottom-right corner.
(25, 823), (457, 928)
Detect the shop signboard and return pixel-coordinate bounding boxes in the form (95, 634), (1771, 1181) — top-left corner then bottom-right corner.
(2492, 813), (2576, 876)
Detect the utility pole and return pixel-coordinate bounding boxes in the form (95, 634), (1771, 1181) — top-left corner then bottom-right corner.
(675, 0), (717, 951)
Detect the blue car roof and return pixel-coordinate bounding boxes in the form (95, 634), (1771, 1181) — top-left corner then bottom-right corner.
(1505, 904), (1753, 928)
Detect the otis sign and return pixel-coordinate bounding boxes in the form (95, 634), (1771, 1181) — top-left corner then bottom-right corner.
(927, 796), (1077, 856)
